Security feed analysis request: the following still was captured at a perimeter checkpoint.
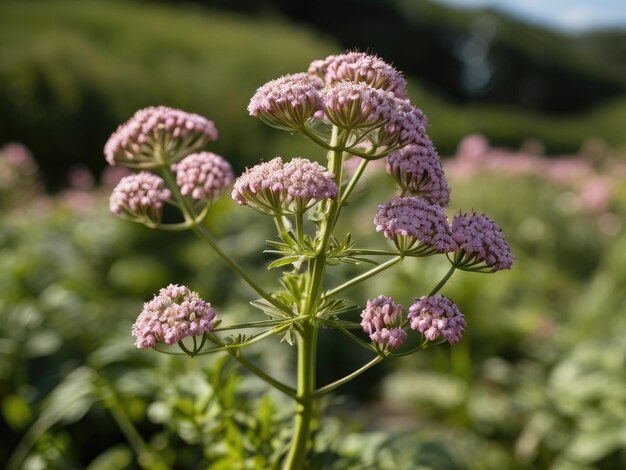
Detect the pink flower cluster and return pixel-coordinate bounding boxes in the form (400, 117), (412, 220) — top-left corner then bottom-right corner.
(249, 52), (427, 155)
(248, 73), (324, 131)
(386, 139), (450, 207)
(375, 197), (457, 254)
(173, 152), (234, 201)
(408, 295), (466, 343)
(132, 284), (218, 349)
(360, 295), (406, 350)
(451, 212), (515, 271)
(104, 106), (218, 166)
(309, 51), (407, 98)
(323, 81), (427, 150)
(109, 172), (171, 224)
(232, 157), (338, 214)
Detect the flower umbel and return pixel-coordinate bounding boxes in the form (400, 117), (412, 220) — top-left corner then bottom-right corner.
(360, 295), (406, 350)
(232, 157), (337, 215)
(408, 295), (466, 343)
(386, 139), (451, 206)
(451, 212), (515, 272)
(309, 51), (408, 98)
(104, 106), (218, 167)
(132, 284), (218, 349)
(248, 73), (324, 131)
(173, 151), (234, 202)
(375, 196), (457, 254)
(109, 172), (171, 225)
(323, 82), (427, 155)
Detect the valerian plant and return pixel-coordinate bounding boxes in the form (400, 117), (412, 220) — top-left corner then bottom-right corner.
(104, 52), (514, 469)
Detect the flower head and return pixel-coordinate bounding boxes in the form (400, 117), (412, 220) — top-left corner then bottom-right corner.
(104, 106), (218, 167)
(132, 284), (218, 349)
(109, 172), (171, 224)
(451, 212), (514, 272)
(323, 82), (426, 153)
(375, 196), (457, 254)
(360, 295), (406, 350)
(232, 157), (337, 214)
(323, 81), (388, 129)
(408, 295), (466, 343)
(386, 139), (450, 206)
(309, 52), (407, 98)
(248, 73), (324, 131)
(172, 152), (234, 201)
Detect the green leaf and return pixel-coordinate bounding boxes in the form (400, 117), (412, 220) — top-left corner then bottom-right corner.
(267, 255), (303, 270)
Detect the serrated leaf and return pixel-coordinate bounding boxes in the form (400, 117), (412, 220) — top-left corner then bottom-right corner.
(250, 299), (285, 319)
(265, 240), (291, 251)
(267, 255), (303, 270)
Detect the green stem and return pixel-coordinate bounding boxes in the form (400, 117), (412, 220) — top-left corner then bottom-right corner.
(429, 264), (456, 296)
(283, 126), (347, 467)
(295, 211), (305, 246)
(313, 356), (383, 398)
(282, 325), (317, 470)
(207, 334), (296, 398)
(347, 248), (400, 256)
(160, 166), (287, 313)
(213, 318), (300, 332)
(324, 256), (402, 298)
(197, 323), (295, 355)
(192, 223), (287, 313)
(321, 319), (377, 352)
(340, 159), (369, 203)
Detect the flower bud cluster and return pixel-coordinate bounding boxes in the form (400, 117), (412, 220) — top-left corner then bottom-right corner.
(232, 157), (338, 215)
(361, 294), (466, 347)
(109, 172), (171, 224)
(249, 53), (427, 156)
(408, 295), (466, 343)
(173, 152), (234, 201)
(386, 138), (450, 207)
(360, 296), (406, 350)
(375, 196), (457, 254)
(309, 51), (407, 98)
(105, 108), (234, 226)
(132, 284), (218, 349)
(451, 212), (515, 272)
(104, 106), (218, 167)
(248, 73), (324, 131)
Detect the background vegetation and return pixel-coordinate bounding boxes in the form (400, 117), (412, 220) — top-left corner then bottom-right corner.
(1, 0), (625, 468)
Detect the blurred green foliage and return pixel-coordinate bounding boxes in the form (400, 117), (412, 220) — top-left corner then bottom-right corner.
(2, 154), (625, 467)
(1, 0), (626, 188)
(2, 0), (626, 467)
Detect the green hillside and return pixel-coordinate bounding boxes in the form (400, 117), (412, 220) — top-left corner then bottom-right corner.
(0, 0), (625, 188)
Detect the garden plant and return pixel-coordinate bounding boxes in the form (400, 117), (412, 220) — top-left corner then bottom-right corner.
(104, 52), (514, 468)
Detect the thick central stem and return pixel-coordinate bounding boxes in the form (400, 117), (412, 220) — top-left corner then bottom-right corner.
(283, 126), (346, 468)
(282, 324), (317, 469)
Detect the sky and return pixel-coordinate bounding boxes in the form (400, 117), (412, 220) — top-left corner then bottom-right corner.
(434, 0), (626, 32)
